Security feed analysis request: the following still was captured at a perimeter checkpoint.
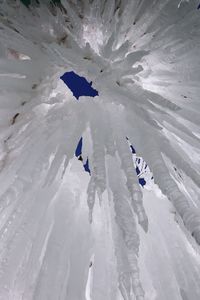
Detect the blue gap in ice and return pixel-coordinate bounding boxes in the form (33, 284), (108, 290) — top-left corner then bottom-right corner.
(60, 71), (98, 100)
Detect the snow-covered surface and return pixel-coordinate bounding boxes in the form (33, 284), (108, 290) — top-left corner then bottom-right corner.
(0, 0), (200, 299)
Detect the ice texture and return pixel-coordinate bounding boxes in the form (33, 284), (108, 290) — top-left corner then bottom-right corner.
(0, 0), (200, 299)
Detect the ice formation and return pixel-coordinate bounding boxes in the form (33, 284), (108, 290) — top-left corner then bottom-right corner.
(0, 0), (200, 299)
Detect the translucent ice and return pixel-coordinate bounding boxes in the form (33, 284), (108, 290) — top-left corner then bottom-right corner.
(0, 1), (200, 299)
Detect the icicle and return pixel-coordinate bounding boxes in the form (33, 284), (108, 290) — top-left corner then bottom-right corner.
(137, 133), (200, 245)
(161, 137), (200, 188)
(107, 156), (144, 300)
(112, 111), (148, 233)
(0, 1), (200, 299)
(89, 103), (106, 196)
(87, 177), (96, 223)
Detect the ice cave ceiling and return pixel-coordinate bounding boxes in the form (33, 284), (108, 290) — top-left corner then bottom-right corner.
(0, 0), (200, 299)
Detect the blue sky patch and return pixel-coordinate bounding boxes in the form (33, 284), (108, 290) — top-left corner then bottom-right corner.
(60, 71), (99, 100)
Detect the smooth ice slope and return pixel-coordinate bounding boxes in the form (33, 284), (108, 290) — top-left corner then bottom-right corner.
(0, 1), (200, 299)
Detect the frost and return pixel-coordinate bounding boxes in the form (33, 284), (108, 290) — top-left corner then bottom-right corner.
(0, 0), (200, 299)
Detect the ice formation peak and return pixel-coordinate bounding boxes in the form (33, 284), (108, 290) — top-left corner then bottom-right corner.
(0, 1), (200, 299)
